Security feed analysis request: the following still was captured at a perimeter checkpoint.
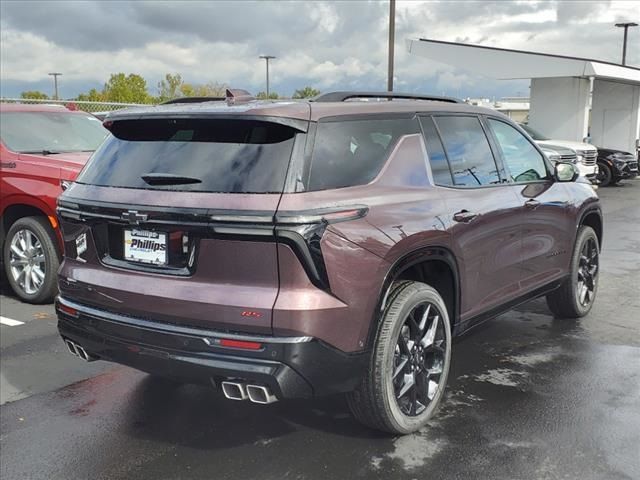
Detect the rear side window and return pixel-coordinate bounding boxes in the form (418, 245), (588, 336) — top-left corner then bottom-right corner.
(419, 116), (454, 186)
(305, 117), (419, 191)
(434, 116), (501, 186)
(76, 119), (299, 193)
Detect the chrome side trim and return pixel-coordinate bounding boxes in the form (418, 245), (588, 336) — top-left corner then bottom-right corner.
(57, 296), (313, 344)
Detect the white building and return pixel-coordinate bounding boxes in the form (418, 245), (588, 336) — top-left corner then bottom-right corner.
(408, 38), (640, 153)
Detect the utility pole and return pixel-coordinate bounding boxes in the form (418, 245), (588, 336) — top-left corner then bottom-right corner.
(259, 55), (276, 98)
(48, 72), (62, 100)
(387, 0), (396, 92)
(615, 22), (638, 66)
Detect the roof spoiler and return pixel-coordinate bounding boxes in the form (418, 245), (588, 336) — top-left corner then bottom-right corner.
(159, 89), (255, 106)
(226, 89), (255, 106)
(312, 91), (462, 103)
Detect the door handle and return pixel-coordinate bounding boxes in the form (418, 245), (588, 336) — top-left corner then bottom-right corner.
(453, 210), (478, 223)
(524, 199), (541, 210)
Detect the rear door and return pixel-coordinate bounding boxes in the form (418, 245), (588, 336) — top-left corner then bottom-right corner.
(484, 117), (574, 291)
(58, 117), (306, 334)
(420, 115), (523, 322)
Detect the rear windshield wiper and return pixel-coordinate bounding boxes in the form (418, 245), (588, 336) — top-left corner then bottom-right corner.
(141, 173), (203, 186)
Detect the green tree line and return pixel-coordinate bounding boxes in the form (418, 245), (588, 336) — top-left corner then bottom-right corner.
(20, 73), (321, 106)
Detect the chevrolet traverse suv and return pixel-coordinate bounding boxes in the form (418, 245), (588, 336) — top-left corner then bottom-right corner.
(595, 146), (638, 187)
(56, 91), (602, 434)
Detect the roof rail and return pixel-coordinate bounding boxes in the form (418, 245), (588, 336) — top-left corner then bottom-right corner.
(161, 96), (224, 105)
(312, 91), (462, 103)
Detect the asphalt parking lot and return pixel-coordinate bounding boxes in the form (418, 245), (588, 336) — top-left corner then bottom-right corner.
(1, 181), (639, 480)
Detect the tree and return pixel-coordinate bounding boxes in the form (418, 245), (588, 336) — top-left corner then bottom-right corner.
(157, 73), (184, 102)
(102, 73), (152, 104)
(256, 91), (279, 100)
(76, 88), (104, 102)
(181, 81), (228, 98)
(20, 91), (49, 100)
(292, 87), (320, 99)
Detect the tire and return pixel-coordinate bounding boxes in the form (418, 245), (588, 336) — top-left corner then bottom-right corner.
(3, 216), (60, 304)
(347, 280), (452, 434)
(597, 162), (612, 187)
(546, 226), (599, 319)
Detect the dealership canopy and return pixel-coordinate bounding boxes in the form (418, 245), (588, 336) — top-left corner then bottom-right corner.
(407, 38), (640, 152)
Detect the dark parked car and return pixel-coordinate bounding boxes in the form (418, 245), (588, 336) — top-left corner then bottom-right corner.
(595, 147), (638, 187)
(55, 91), (602, 434)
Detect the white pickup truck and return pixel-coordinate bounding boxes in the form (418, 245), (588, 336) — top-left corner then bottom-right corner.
(520, 123), (598, 184)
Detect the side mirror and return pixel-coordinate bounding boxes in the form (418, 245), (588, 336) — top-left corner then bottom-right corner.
(555, 162), (579, 182)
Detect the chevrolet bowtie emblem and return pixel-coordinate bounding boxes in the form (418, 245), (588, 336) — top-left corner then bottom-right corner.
(121, 210), (148, 225)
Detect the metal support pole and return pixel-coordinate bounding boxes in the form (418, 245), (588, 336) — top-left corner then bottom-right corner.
(266, 58), (270, 97)
(259, 55), (276, 98)
(48, 72), (62, 100)
(387, 0), (396, 92)
(615, 22), (638, 66)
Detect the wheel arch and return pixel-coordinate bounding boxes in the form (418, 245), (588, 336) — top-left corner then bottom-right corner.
(579, 207), (603, 250)
(1, 200), (60, 251)
(366, 245), (461, 349)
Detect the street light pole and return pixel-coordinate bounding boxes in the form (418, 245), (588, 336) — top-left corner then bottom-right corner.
(387, 0), (396, 92)
(259, 55), (276, 98)
(48, 72), (62, 100)
(615, 22), (638, 66)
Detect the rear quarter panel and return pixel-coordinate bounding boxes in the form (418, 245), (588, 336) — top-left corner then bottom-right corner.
(274, 134), (453, 352)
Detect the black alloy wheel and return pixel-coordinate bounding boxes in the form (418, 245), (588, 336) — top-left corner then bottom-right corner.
(392, 301), (446, 416)
(576, 236), (598, 308)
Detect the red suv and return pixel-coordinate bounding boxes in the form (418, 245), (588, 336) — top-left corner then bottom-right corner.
(55, 91), (602, 434)
(1, 103), (107, 303)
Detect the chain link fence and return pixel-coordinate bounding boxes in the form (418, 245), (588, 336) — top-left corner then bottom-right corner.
(0, 98), (147, 114)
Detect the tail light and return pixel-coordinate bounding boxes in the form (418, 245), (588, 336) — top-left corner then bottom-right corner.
(274, 206), (368, 291)
(57, 303), (79, 318)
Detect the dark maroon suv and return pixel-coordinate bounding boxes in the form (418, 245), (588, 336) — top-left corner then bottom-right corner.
(55, 91), (602, 434)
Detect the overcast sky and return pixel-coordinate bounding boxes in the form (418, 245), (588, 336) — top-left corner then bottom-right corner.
(1, 0), (638, 100)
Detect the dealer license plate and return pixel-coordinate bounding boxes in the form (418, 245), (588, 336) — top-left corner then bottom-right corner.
(124, 229), (167, 265)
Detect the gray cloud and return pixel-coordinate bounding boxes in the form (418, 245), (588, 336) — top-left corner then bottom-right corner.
(0, 0), (638, 99)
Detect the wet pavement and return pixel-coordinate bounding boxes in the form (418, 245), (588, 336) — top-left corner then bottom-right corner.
(1, 180), (639, 480)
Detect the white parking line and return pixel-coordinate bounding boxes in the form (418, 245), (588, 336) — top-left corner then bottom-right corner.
(0, 316), (25, 326)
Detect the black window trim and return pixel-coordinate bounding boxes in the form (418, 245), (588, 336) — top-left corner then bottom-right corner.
(417, 115), (455, 187)
(481, 115), (554, 185)
(425, 113), (508, 190)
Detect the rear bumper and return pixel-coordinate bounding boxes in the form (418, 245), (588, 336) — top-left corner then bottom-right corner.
(56, 296), (368, 399)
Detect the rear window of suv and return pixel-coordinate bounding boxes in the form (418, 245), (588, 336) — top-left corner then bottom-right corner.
(76, 118), (300, 193)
